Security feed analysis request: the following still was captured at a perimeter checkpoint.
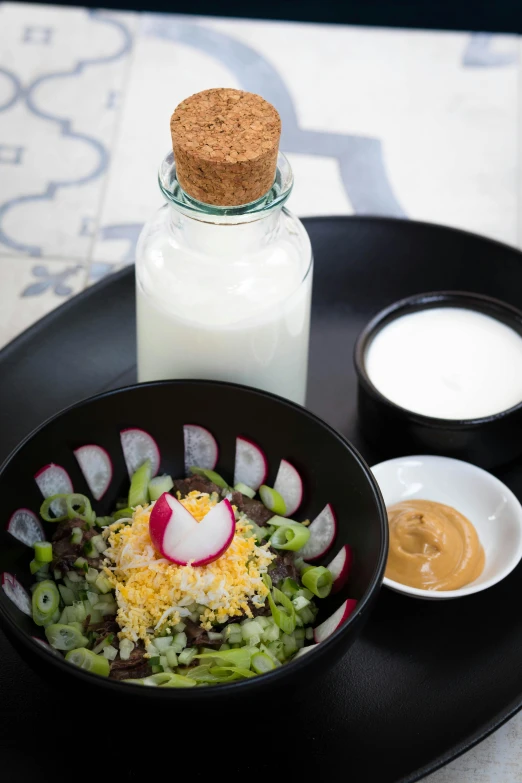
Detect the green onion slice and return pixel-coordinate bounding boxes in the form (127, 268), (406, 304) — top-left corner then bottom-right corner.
(45, 623), (89, 650)
(301, 566), (333, 599)
(32, 580), (60, 626)
(189, 466), (229, 489)
(268, 587), (296, 634)
(195, 647), (253, 670)
(33, 541), (52, 563)
(65, 647), (110, 676)
(66, 494), (93, 523)
(40, 494), (69, 522)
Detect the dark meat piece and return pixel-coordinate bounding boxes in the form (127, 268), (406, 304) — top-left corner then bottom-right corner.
(110, 643), (150, 681)
(89, 616), (119, 639)
(172, 475), (221, 498)
(268, 551), (299, 586)
(52, 517), (103, 573)
(184, 618), (222, 648)
(230, 492), (273, 527)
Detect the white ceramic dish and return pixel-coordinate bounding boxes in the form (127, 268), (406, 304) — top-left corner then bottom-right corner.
(371, 455), (522, 599)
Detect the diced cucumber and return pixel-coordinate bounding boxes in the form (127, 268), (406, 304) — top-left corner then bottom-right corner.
(305, 627), (314, 640)
(294, 627), (306, 640)
(58, 585), (75, 606)
(260, 643), (282, 667)
(207, 631), (223, 642)
(85, 568), (99, 584)
(241, 621), (263, 641)
(292, 595), (310, 612)
(178, 647), (197, 666)
(219, 643), (231, 651)
(255, 616), (270, 630)
(173, 622), (186, 633)
(94, 575), (112, 594)
(261, 623), (280, 643)
(165, 648), (179, 668)
(70, 527), (83, 546)
(154, 636), (173, 652)
(148, 474), (174, 501)
(171, 631), (187, 652)
(91, 534), (107, 554)
(128, 459), (152, 508)
(282, 633), (298, 656)
(119, 639), (134, 660)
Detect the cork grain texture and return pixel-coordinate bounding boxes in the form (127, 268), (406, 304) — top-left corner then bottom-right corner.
(170, 88), (281, 206)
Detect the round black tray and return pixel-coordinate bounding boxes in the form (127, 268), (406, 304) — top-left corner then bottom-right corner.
(1, 216), (522, 781)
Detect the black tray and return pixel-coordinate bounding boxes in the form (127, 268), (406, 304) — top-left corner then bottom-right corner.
(1, 216), (522, 781)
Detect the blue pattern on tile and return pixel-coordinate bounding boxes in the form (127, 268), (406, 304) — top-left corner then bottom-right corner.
(463, 33), (517, 67)
(0, 145), (24, 164)
(0, 66), (23, 113)
(22, 26), (53, 45)
(0, 11), (133, 256)
(22, 264), (83, 297)
(142, 15), (405, 217)
(98, 222), (143, 264)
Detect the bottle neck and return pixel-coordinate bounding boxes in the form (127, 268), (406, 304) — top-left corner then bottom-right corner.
(168, 203), (282, 258)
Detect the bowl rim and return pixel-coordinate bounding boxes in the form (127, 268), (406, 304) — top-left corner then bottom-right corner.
(372, 454), (522, 599)
(353, 290), (522, 427)
(0, 378), (389, 697)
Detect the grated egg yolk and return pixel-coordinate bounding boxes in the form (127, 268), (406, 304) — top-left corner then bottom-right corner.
(102, 491), (274, 642)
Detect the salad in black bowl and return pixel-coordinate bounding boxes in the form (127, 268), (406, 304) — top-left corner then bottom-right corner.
(0, 381), (387, 697)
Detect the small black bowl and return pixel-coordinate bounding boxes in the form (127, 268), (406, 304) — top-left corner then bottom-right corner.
(0, 380), (387, 702)
(354, 291), (522, 469)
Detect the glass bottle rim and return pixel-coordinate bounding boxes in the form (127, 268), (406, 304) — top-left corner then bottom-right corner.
(158, 150), (294, 219)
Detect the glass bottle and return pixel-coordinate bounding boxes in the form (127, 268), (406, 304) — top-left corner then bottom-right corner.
(136, 151), (313, 405)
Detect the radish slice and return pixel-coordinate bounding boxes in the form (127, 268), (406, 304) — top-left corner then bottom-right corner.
(327, 545), (353, 593)
(7, 508), (45, 546)
(273, 459), (303, 516)
(299, 503), (337, 561)
(120, 428), (160, 478)
(149, 493), (235, 566)
(1, 573), (31, 616)
(35, 464), (73, 517)
(294, 645), (318, 659)
(32, 636), (61, 657)
(313, 599), (357, 643)
(233, 437), (268, 491)
(183, 425), (219, 473)
(74, 444), (113, 500)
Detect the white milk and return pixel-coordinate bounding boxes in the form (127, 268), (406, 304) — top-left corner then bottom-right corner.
(365, 307), (522, 419)
(136, 205), (312, 405)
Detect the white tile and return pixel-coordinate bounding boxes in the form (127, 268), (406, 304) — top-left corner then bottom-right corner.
(0, 254), (87, 348)
(0, 3), (137, 260)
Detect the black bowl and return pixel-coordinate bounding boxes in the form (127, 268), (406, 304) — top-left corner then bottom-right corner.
(0, 380), (387, 701)
(354, 291), (522, 469)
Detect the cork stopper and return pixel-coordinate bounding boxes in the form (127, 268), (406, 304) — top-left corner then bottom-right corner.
(170, 88), (281, 207)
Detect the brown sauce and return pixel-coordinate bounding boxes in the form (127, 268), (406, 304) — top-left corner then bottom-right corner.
(385, 499), (485, 591)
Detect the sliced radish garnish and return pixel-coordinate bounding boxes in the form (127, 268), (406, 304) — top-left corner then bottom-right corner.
(149, 493), (235, 566)
(120, 428), (160, 478)
(233, 437), (268, 491)
(327, 545), (353, 593)
(183, 425), (219, 473)
(293, 645), (318, 659)
(1, 573), (31, 616)
(35, 464), (73, 517)
(74, 444), (113, 500)
(273, 459), (303, 517)
(7, 508), (45, 546)
(32, 636), (61, 656)
(299, 503), (337, 561)
(313, 599), (357, 644)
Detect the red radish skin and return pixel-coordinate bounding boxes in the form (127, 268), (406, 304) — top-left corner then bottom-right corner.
(273, 459), (303, 517)
(183, 424), (219, 473)
(149, 493), (236, 566)
(34, 464), (73, 517)
(2, 572), (32, 616)
(7, 508), (45, 546)
(299, 503), (337, 561)
(327, 545), (353, 593)
(233, 437), (268, 491)
(120, 428), (160, 478)
(32, 636), (60, 656)
(313, 599), (357, 644)
(149, 493), (198, 558)
(74, 444), (113, 500)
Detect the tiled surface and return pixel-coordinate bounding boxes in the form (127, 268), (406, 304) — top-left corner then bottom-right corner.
(0, 4), (521, 778)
